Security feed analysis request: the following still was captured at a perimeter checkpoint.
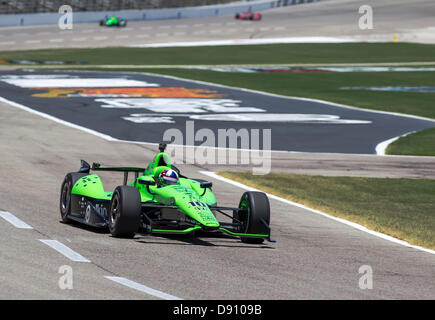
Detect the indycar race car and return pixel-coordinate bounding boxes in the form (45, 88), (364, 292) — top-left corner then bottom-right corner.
(60, 143), (274, 244)
(235, 10), (262, 21)
(99, 15), (127, 27)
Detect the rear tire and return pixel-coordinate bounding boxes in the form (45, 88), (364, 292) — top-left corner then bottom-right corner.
(60, 172), (87, 223)
(234, 191), (270, 244)
(109, 186), (141, 238)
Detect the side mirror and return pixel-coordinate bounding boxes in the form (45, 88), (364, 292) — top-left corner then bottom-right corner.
(79, 160), (90, 173)
(138, 179), (156, 186)
(200, 181), (212, 189)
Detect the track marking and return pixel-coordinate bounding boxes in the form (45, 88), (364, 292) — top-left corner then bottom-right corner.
(72, 37), (87, 42)
(0, 210), (33, 229)
(200, 171), (435, 256)
(375, 131), (416, 155)
(105, 276), (182, 300)
(49, 38), (64, 43)
(136, 70), (435, 125)
(39, 240), (91, 262)
(25, 40), (41, 44)
(1, 81), (434, 158)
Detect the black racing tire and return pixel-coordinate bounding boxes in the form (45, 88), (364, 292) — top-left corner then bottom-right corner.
(99, 20), (104, 26)
(120, 20), (127, 27)
(109, 186), (141, 238)
(60, 172), (87, 223)
(234, 191), (270, 244)
(235, 13), (240, 19)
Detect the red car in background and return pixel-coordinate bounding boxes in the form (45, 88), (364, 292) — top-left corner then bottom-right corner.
(235, 10), (262, 21)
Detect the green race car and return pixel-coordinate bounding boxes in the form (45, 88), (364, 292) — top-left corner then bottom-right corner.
(99, 15), (127, 27)
(60, 143), (274, 244)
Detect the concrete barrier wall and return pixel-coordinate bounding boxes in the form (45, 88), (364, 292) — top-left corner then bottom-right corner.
(0, 0), (327, 27)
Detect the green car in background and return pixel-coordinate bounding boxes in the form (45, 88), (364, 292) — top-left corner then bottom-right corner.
(99, 15), (127, 27)
(60, 143), (274, 244)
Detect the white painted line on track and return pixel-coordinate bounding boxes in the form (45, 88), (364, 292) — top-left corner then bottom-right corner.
(200, 171), (435, 256)
(93, 36), (108, 41)
(0, 41), (16, 45)
(105, 276), (183, 300)
(25, 40), (41, 44)
(49, 38), (64, 43)
(0, 210), (33, 229)
(375, 131), (416, 155)
(39, 239), (91, 262)
(72, 37), (87, 41)
(131, 37), (356, 48)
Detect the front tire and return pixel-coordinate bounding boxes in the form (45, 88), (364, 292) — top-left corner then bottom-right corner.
(109, 186), (141, 238)
(60, 172), (87, 223)
(234, 191), (270, 244)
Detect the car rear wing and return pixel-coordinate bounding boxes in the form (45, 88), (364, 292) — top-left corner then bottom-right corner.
(78, 160), (145, 185)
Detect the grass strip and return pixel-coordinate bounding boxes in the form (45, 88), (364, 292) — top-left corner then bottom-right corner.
(219, 172), (435, 250)
(2, 43), (435, 65)
(387, 127), (435, 156)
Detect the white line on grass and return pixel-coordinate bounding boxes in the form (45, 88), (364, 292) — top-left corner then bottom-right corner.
(375, 131), (416, 155)
(105, 276), (183, 300)
(199, 171), (435, 256)
(0, 210), (33, 229)
(39, 239), (91, 262)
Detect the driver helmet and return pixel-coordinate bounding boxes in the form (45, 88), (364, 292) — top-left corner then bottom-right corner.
(159, 169), (179, 185)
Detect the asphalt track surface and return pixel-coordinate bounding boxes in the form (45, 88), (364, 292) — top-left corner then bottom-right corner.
(1, 69), (434, 154)
(1, 99), (435, 299)
(0, 0), (435, 51)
